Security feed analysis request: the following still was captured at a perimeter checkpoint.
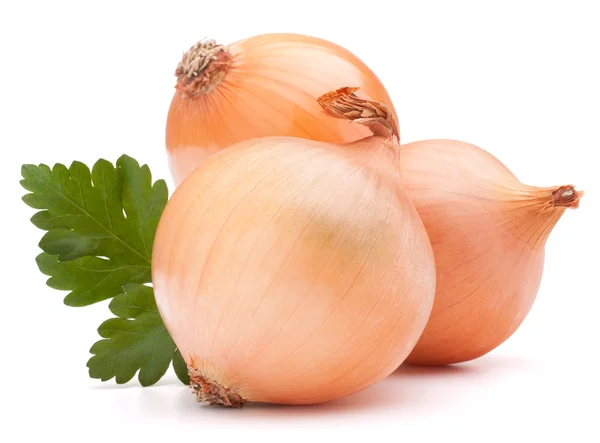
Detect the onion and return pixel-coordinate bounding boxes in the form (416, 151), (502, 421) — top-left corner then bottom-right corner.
(166, 34), (397, 186)
(397, 139), (582, 365)
(152, 88), (435, 406)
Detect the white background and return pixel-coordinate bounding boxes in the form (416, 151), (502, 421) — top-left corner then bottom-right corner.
(1, 0), (599, 441)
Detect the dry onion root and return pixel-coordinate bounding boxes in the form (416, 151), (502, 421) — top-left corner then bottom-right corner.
(166, 34), (397, 186)
(397, 140), (582, 365)
(152, 88), (435, 406)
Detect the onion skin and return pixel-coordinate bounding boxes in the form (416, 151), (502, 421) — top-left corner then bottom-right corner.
(152, 133), (435, 406)
(399, 139), (582, 366)
(166, 34), (397, 186)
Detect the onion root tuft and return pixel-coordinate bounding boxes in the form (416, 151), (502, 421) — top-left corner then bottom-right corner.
(175, 39), (232, 98)
(188, 367), (245, 408)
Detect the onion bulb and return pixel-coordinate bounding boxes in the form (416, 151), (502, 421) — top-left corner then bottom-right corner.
(152, 88), (435, 406)
(397, 139), (582, 365)
(166, 33), (397, 186)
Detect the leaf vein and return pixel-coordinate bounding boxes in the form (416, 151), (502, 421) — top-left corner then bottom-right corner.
(34, 175), (150, 264)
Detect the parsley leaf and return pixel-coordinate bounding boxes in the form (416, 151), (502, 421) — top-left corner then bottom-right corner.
(87, 283), (190, 386)
(21, 155), (190, 386)
(20, 155), (167, 306)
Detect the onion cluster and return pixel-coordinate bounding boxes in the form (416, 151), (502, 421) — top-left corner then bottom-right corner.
(153, 33), (581, 407)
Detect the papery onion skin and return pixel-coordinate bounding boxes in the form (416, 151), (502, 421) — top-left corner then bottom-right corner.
(398, 139), (582, 366)
(166, 33), (397, 186)
(152, 92), (435, 406)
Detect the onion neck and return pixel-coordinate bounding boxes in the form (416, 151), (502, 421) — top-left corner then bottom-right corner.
(175, 40), (232, 98)
(506, 183), (582, 248)
(317, 87), (400, 145)
(552, 185), (583, 209)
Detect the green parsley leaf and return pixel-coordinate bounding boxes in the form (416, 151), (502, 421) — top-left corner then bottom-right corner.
(87, 283), (190, 386)
(21, 155), (190, 387)
(20, 155), (167, 306)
